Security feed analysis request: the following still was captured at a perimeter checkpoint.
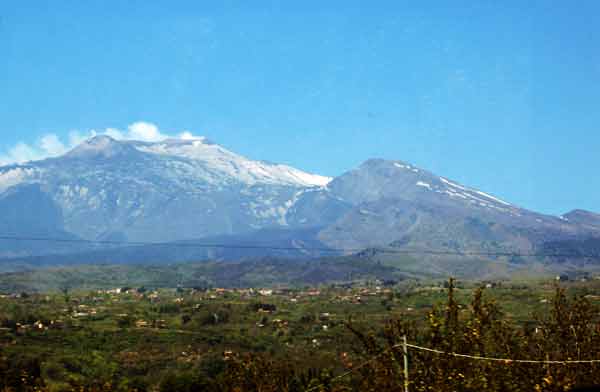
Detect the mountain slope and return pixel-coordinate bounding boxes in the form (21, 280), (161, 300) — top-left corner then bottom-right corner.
(311, 159), (600, 269)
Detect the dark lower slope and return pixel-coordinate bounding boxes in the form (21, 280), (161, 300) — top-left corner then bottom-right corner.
(0, 227), (337, 272)
(0, 184), (92, 257)
(0, 257), (402, 293)
(539, 237), (600, 267)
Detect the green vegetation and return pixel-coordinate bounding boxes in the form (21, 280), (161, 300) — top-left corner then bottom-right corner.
(1, 275), (600, 391)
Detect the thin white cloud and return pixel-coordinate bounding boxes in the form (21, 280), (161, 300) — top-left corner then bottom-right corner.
(0, 143), (40, 166)
(68, 130), (94, 147)
(127, 122), (167, 142)
(40, 134), (67, 156)
(179, 131), (202, 140)
(0, 121), (203, 166)
(103, 128), (125, 140)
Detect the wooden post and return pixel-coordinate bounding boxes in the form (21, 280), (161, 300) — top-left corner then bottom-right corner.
(403, 335), (409, 392)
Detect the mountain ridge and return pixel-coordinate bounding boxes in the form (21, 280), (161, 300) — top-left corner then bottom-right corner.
(0, 135), (598, 276)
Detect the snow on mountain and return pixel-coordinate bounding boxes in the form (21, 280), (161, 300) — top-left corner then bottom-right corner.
(326, 159), (518, 217)
(388, 159), (516, 215)
(0, 167), (38, 193)
(134, 137), (331, 187)
(438, 177), (512, 207)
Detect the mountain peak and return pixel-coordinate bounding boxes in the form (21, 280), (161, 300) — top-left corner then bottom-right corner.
(565, 209), (599, 216)
(359, 158), (422, 172)
(66, 136), (136, 159)
(84, 134), (117, 146)
(562, 209), (600, 227)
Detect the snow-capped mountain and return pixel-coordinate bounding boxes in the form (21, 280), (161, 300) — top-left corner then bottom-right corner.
(0, 135), (335, 248)
(63, 135), (331, 187)
(0, 136), (598, 274)
(133, 137), (330, 187)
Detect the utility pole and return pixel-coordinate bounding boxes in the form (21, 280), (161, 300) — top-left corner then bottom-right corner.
(403, 335), (409, 392)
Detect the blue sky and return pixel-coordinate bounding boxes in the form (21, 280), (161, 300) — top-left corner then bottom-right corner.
(0, 1), (599, 215)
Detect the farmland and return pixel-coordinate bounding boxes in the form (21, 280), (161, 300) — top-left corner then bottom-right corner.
(1, 275), (600, 391)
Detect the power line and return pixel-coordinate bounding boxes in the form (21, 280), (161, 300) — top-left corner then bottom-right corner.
(305, 341), (600, 392)
(304, 345), (397, 392)
(0, 234), (598, 259)
(405, 343), (600, 364)
(0, 235), (345, 253)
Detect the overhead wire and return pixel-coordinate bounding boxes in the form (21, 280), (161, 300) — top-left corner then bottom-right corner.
(304, 341), (600, 392)
(0, 234), (597, 259)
